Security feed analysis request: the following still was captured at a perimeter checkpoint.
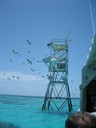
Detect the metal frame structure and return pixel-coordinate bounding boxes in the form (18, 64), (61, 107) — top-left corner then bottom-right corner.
(42, 39), (72, 112)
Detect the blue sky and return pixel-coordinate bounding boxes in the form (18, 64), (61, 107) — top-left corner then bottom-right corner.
(0, 0), (96, 97)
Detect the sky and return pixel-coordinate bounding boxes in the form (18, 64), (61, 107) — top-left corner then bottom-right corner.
(0, 0), (96, 97)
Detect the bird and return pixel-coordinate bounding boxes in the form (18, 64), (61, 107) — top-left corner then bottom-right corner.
(30, 68), (36, 72)
(33, 58), (35, 60)
(37, 60), (42, 62)
(16, 76), (20, 79)
(12, 50), (18, 54)
(10, 59), (12, 62)
(12, 75), (15, 78)
(42, 75), (45, 78)
(27, 40), (32, 45)
(27, 59), (32, 65)
(27, 51), (31, 54)
(8, 77), (10, 80)
(47, 42), (53, 47)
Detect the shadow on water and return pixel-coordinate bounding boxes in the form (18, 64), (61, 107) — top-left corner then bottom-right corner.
(0, 122), (20, 128)
(0, 95), (31, 105)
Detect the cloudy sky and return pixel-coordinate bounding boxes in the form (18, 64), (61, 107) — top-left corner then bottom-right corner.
(0, 0), (96, 97)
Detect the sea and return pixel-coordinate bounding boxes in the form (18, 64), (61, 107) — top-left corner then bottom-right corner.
(0, 94), (80, 128)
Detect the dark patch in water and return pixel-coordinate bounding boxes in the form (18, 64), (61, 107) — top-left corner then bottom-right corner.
(0, 122), (20, 128)
(0, 95), (33, 105)
(0, 99), (27, 105)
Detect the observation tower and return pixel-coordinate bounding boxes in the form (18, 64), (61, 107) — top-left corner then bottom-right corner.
(42, 39), (72, 112)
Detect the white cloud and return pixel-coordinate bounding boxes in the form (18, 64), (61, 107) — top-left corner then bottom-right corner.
(0, 71), (44, 81)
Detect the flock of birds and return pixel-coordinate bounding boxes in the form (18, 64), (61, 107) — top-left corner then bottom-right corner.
(10, 40), (33, 65)
(3, 73), (20, 81)
(2, 39), (77, 97)
(3, 40), (47, 81)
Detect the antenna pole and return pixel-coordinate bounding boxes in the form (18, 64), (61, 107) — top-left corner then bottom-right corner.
(89, 0), (95, 35)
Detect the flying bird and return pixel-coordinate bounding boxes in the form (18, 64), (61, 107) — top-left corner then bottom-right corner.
(27, 51), (31, 54)
(12, 75), (15, 78)
(8, 77), (10, 80)
(42, 75), (45, 78)
(12, 50), (18, 54)
(30, 68), (36, 72)
(27, 40), (32, 45)
(16, 76), (20, 79)
(33, 58), (35, 60)
(37, 60), (42, 62)
(27, 59), (32, 65)
(10, 59), (12, 62)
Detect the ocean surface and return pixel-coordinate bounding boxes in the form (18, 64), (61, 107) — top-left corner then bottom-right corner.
(0, 94), (80, 128)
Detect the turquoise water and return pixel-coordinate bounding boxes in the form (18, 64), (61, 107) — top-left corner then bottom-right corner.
(0, 95), (80, 128)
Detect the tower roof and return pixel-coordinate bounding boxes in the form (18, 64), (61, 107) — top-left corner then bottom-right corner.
(52, 43), (68, 51)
